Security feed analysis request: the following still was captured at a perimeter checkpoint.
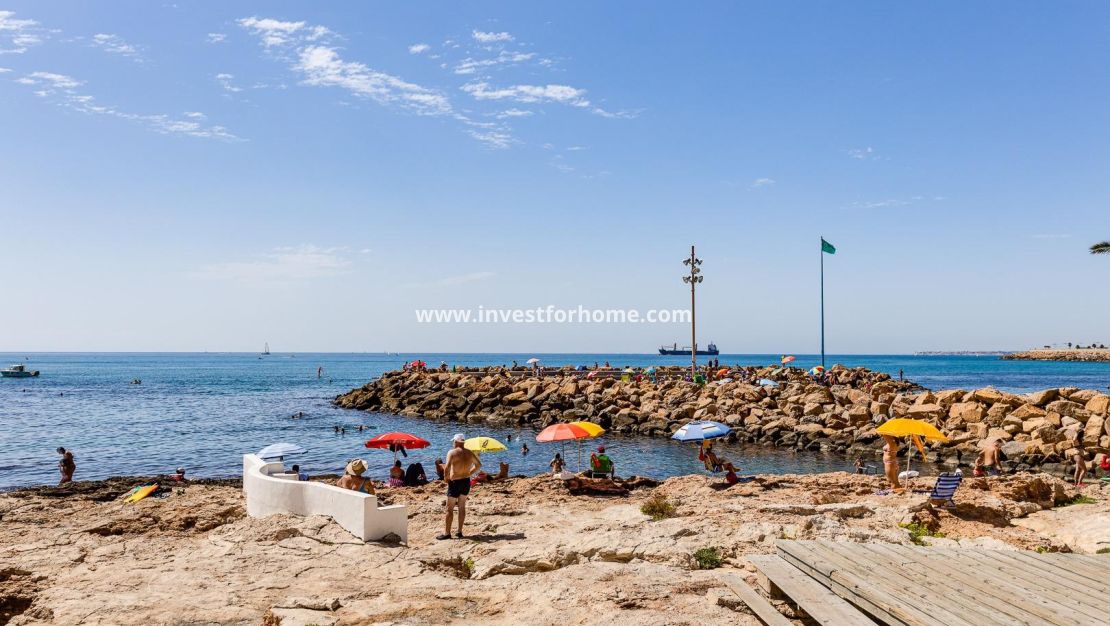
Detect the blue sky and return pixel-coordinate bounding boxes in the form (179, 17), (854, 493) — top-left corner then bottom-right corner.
(1, 2), (1108, 353)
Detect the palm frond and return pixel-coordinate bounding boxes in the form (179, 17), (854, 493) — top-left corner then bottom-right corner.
(1091, 241), (1110, 255)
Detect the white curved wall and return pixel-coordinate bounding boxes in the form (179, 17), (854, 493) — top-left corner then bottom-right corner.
(242, 454), (408, 543)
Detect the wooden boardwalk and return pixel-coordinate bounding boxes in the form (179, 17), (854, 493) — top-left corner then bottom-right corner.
(724, 540), (1110, 626)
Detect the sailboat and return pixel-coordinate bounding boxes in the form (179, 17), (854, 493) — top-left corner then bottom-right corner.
(262, 342), (271, 356)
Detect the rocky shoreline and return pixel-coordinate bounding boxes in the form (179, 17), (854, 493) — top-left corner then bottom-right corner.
(1002, 348), (1110, 362)
(1, 471), (1105, 625)
(335, 365), (1109, 474)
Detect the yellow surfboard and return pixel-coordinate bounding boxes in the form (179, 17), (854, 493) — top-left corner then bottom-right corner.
(127, 484), (158, 503)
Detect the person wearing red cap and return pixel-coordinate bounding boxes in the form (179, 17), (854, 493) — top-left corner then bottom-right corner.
(590, 446), (614, 478)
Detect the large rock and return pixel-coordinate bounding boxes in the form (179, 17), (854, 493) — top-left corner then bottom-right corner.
(972, 387), (1004, 404)
(949, 402), (986, 423)
(1044, 400), (1085, 419)
(1085, 394), (1110, 415)
(1009, 404), (1046, 420)
(1026, 388), (1059, 406)
(906, 404), (943, 420)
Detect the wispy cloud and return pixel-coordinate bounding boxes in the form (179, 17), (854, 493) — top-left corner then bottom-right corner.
(847, 146), (881, 160)
(14, 71), (239, 140)
(1032, 233), (1071, 240)
(750, 177), (775, 188)
(851, 198), (908, 209)
(408, 43), (430, 54)
(453, 50), (534, 75)
(216, 72), (243, 93)
(462, 82), (589, 107)
(467, 129), (514, 149)
(90, 33), (143, 61)
(496, 108), (533, 118)
(238, 18), (453, 117)
(295, 46), (453, 116)
(472, 30), (513, 44)
(206, 32), (227, 44)
(0, 10), (45, 54)
(194, 245), (353, 284)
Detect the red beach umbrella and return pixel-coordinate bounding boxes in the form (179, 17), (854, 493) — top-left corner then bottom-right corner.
(365, 431), (431, 461)
(365, 432), (431, 449)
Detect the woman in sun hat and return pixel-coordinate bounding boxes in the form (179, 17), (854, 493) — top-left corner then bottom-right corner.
(337, 458), (375, 494)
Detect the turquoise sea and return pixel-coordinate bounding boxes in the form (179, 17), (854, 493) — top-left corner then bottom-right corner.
(1, 352), (1107, 488)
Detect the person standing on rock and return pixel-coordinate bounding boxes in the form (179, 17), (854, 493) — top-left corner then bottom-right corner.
(440, 434), (481, 540)
(1074, 431), (1088, 487)
(56, 447), (76, 485)
(881, 436), (901, 489)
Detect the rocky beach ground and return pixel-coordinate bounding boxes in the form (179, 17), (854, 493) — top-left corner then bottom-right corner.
(2, 471), (1107, 626)
(335, 367), (1110, 476)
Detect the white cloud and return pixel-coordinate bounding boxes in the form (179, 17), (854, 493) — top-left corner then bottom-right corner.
(15, 71), (239, 140)
(453, 50), (534, 75)
(467, 130), (514, 149)
(408, 43), (430, 54)
(238, 16), (307, 47)
(295, 45), (452, 116)
(495, 108), (533, 118)
(90, 33), (142, 61)
(851, 198), (908, 209)
(207, 33), (227, 44)
(847, 146), (879, 160)
(0, 10), (44, 55)
(462, 81), (590, 107)
(216, 73), (243, 93)
(750, 178), (775, 188)
(184, 111), (206, 119)
(0, 67), (10, 73)
(472, 30), (513, 43)
(194, 245), (353, 284)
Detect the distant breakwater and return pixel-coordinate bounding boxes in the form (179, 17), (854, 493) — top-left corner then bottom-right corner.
(1003, 349), (1110, 363)
(335, 365), (1110, 474)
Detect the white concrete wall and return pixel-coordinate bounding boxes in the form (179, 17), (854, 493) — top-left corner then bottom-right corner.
(242, 454), (408, 543)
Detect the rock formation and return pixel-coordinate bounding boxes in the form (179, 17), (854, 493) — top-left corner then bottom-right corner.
(336, 366), (1109, 473)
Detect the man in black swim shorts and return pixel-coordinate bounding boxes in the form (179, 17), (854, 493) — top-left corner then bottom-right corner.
(439, 434), (481, 540)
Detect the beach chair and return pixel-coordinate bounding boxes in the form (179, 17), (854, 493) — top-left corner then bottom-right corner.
(927, 472), (962, 509)
(590, 454), (614, 479)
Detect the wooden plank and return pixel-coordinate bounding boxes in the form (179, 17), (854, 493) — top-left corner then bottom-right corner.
(808, 539), (990, 626)
(1011, 550), (1110, 591)
(781, 541), (965, 626)
(747, 555), (876, 626)
(935, 549), (1107, 622)
(970, 549), (1110, 602)
(718, 571), (795, 626)
(812, 539), (1012, 626)
(777, 542), (913, 626)
(863, 543), (1069, 626)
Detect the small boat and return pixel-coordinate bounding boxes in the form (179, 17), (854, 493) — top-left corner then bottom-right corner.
(262, 342), (271, 356)
(658, 342), (719, 356)
(1, 364), (40, 378)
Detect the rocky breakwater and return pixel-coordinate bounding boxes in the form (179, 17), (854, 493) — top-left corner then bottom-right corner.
(1002, 348), (1110, 362)
(336, 367), (1110, 472)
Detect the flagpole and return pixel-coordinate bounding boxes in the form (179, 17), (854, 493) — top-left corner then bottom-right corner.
(820, 236), (825, 370)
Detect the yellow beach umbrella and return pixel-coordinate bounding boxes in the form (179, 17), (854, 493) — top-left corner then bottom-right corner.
(464, 436), (507, 454)
(876, 418), (949, 442)
(569, 421), (606, 438)
(877, 418), (948, 474)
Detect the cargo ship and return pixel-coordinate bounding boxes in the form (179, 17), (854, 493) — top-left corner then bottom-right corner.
(658, 342), (719, 356)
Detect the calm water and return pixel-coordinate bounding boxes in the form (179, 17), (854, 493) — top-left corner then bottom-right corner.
(1, 352), (1107, 488)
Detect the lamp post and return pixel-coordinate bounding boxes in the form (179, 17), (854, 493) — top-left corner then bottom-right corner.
(682, 245), (703, 378)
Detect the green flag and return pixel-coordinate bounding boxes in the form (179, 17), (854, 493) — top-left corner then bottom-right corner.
(821, 238), (836, 254)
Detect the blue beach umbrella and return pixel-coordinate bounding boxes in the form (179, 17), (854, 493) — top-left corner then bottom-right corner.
(671, 420), (731, 442)
(257, 442), (306, 459)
